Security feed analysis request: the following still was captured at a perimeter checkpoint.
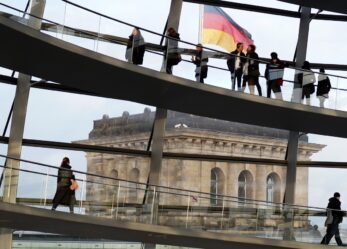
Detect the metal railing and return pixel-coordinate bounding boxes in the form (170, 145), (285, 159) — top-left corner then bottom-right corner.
(0, 154), (344, 244)
(1, 1), (347, 111)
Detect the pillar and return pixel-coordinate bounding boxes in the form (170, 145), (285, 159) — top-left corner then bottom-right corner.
(144, 1), (182, 249)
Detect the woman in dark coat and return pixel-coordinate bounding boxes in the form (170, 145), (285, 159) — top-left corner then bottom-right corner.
(298, 61), (316, 105)
(244, 45), (262, 96)
(125, 27), (145, 65)
(191, 43), (208, 83)
(52, 157), (76, 213)
(165, 27), (181, 74)
(316, 68), (331, 108)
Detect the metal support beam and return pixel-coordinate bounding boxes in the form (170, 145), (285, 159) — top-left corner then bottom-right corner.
(148, 0), (182, 189)
(2, 0), (46, 202)
(291, 7), (311, 103)
(286, 7), (311, 205)
(283, 9), (311, 241)
(166, 0), (183, 32)
(145, 2), (182, 249)
(284, 9), (311, 241)
(148, 108), (168, 186)
(295, 7), (311, 67)
(285, 131), (300, 205)
(0, 0), (46, 248)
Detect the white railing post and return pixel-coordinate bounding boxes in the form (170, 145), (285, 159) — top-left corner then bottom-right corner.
(185, 192), (191, 229)
(79, 179), (85, 214)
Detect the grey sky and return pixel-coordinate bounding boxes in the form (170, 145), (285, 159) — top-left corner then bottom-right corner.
(0, 0), (347, 215)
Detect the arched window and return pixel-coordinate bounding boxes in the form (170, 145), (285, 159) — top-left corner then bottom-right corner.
(238, 170), (254, 202)
(128, 168), (140, 203)
(210, 168), (225, 206)
(266, 173), (281, 203)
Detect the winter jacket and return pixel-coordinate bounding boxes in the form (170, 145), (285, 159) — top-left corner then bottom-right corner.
(126, 33), (145, 65)
(298, 70), (315, 86)
(265, 59), (284, 80)
(317, 74), (331, 96)
(192, 50), (208, 79)
(166, 32), (181, 64)
(327, 197), (344, 224)
(57, 165), (74, 187)
(246, 51), (260, 77)
(227, 50), (246, 73)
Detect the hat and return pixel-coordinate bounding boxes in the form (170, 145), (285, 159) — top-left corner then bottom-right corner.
(334, 192), (341, 198)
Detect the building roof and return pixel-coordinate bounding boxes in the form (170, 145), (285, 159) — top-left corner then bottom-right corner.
(89, 108), (308, 142)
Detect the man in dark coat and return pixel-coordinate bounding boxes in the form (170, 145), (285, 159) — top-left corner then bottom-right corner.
(227, 42), (246, 91)
(321, 192), (345, 246)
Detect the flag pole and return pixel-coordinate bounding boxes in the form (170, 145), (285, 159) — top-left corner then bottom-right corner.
(198, 4), (203, 44)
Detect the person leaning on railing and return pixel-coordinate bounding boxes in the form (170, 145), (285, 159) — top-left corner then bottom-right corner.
(243, 45), (262, 96)
(298, 61), (316, 105)
(52, 157), (78, 214)
(191, 43), (208, 83)
(227, 42), (246, 91)
(264, 52), (284, 100)
(165, 27), (181, 75)
(316, 68), (331, 108)
(125, 27), (145, 65)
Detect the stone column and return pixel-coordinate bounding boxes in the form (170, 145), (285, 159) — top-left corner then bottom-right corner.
(255, 165), (268, 202)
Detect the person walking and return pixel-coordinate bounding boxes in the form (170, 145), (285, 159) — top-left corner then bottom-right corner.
(52, 157), (77, 213)
(265, 52), (284, 100)
(192, 43), (208, 83)
(298, 61), (316, 105)
(125, 27), (145, 65)
(165, 27), (181, 74)
(227, 42), (246, 91)
(321, 192), (345, 246)
(316, 68), (331, 108)
(243, 45), (262, 96)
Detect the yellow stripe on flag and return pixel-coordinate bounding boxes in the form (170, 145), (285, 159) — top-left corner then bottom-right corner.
(202, 29), (237, 52)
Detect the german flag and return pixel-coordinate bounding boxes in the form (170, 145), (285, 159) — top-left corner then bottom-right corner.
(202, 5), (253, 52)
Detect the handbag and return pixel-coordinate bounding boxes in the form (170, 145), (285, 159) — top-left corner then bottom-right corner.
(276, 79), (284, 86)
(70, 179), (79, 191)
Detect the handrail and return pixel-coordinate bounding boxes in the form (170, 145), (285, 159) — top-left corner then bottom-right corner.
(0, 163), (278, 208)
(1, 0), (347, 114)
(61, 0), (347, 80)
(0, 1), (346, 81)
(37, 21), (347, 92)
(0, 162), (342, 215)
(0, 153), (339, 212)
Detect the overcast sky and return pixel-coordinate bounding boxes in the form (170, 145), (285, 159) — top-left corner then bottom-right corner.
(0, 0), (347, 223)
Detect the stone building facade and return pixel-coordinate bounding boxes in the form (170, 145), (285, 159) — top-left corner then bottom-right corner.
(80, 108), (324, 211)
